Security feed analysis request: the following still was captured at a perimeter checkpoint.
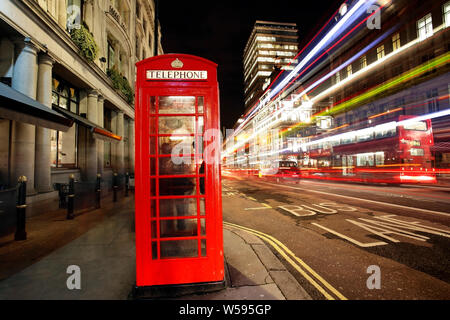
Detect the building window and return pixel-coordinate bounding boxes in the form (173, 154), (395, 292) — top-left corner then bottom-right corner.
(346, 64), (352, 77)
(444, 2), (450, 28)
(52, 78), (79, 113)
(417, 14), (433, 40)
(360, 55), (367, 69)
(392, 33), (400, 51)
(107, 41), (115, 70)
(376, 45), (385, 60)
(51, 78), (79, 168)
(335, 71), (341, 83)
(66, 0), (83, 31)
(427, 88), (440, 113)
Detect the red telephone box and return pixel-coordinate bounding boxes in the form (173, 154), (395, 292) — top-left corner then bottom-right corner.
(134, 54), (224, 292)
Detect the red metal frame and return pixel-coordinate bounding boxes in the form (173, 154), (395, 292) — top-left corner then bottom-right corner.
(135, 54), (223, 286)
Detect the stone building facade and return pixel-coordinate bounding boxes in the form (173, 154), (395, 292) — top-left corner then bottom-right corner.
(0, 0), (163, 200)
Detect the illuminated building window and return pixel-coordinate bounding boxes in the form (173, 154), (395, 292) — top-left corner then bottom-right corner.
(376, 45), (385, 60)
(346, 64), (352, 77)
(392, 33), (400, 51)
(282, 65), (295, 71)
(335, 71), (341, 83)
(417, 14), (433, 40)
(257, 71), (272, 77)
(256, 36), (276, 42)
(444, 2), (450, 28)
(360, 55), (367, 69)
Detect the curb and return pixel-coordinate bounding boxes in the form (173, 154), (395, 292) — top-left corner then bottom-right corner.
(224, 225), (312, 300)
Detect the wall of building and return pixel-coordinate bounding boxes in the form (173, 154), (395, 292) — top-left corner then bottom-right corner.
(0, 0), (163, 198)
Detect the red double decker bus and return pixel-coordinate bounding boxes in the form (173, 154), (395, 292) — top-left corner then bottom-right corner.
(300, 115), (436, 184)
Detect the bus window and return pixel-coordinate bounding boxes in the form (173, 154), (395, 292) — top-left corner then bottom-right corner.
(357, 128), (374, 142)
(375, 122), (397, 139)
(403, 121), (427, 131)
(357, 153), (375, 166)
(375, 152), (385, 165)
(341, 134), (355, 145)
(410, 148), (424, 156)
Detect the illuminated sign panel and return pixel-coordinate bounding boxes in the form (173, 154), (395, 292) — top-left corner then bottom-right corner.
(146, 70), (208, 80)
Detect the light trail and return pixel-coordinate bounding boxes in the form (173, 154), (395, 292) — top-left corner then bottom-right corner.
(230, 0), (379, 141)
(280, 52), (450, 135)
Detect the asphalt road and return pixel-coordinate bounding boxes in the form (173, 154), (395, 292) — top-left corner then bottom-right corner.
(221, 173), (450, 300)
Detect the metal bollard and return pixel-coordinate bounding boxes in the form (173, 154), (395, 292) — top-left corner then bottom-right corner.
(67, 174), (75, 220)
(15, 176), (27, 241)
(113, 172), (118, 202)
(125, 172), (129, 197)
(96, 174), (101, 209)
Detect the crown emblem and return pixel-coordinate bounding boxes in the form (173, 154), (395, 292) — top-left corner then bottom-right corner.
(171, 58), (183, 68)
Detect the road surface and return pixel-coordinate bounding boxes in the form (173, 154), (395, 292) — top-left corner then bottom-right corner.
(221, 173), (450, 300)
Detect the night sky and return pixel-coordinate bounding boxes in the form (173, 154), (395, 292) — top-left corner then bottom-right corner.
(158, 0), (341, 129)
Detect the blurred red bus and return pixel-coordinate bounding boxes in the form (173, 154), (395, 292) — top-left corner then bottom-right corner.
(299, 115), (436, 184)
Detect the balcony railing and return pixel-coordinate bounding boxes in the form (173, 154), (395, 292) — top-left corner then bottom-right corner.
(108, 5), (128, 32)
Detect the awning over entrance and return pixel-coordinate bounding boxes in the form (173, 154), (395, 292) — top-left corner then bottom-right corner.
(0, 82), (73, 131)
(52, 105), (122, 142)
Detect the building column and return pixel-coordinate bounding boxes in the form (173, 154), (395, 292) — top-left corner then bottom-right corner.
(97, 95), (104, 176)
(35, 53), (55, 193)
(116, 111), (125, 174)
(11, 38), (38, 195)
(86, 89), (98, 181)
(128, 119), (135, 174)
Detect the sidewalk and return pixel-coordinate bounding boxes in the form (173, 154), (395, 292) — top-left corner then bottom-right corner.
(0, 195), (310, 300)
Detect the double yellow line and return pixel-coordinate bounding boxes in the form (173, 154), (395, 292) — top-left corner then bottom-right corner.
(224, 221), (347, 300)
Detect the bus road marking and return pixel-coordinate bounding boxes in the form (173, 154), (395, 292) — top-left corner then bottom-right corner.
(245, 203), (272, 210)
(279, 205), (316, 217)
(278, 203), (357, 217)
(258, 181), (450, 217)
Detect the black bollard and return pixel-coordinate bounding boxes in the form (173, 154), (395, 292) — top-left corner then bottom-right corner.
(113, 172), (118, 202)
(95, 174), (101, 209)
(67, 174), (75, 220)
(14, 176), (27, 241)
(125, 172), (129, 197)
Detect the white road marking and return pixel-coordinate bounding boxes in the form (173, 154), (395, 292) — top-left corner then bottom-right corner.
(357, 218), (430, 241)
(311, 222), (388, 247)
(279, 205), (316, 217)
(375, 215), (450, 237)
(346, 219), (426, 243)
(244, 203), (272, 210)
(312, 214), (450, 247)
(302, 204), (338, 214)
(258, 181), (450, 217)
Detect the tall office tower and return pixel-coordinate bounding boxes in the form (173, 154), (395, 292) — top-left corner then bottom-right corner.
(243, 21), (299, 111)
